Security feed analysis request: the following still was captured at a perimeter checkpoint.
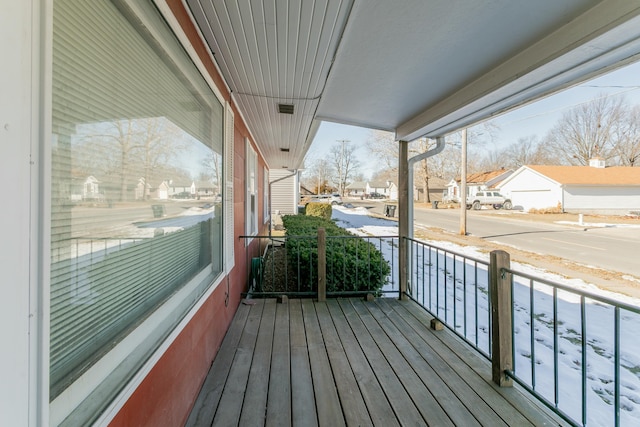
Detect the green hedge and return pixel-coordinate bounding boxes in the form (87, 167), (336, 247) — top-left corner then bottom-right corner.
(304, 202), (332, 219)
(281, 215), (390, 294)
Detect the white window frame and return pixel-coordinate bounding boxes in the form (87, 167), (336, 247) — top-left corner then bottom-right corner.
(263, 167), (270, 223)
(245, 138), (258, 240)
(224, 101), (235, 272)
(48, 1), (228, 424)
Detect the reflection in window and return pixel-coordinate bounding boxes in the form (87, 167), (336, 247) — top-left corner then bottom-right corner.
(246, 140), (258, 237)
(50, 0), (223, 404)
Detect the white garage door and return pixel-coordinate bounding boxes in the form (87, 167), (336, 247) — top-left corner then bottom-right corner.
(510, 190), (556, 211)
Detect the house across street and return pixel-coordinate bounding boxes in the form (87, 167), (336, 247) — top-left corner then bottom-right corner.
(498, 159), (640, 215)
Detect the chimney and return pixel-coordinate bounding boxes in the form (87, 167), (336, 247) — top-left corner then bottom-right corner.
(589, 157), (605, 168)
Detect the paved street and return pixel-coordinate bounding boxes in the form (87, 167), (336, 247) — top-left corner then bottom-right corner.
(347, 199), (640, 279)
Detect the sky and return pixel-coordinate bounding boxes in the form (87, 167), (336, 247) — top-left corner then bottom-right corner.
(308, 60), (640, 179)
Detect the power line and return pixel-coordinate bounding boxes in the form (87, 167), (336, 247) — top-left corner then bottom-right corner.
(498, 86), (640, 128)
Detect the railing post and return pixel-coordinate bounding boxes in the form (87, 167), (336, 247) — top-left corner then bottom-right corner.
(490, 250), (513, 387)
(317, 228), (326, 302)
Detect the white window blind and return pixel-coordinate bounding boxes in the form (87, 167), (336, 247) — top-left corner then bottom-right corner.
(224, 102), (235, 272)
(263, 167), (270, 223)
(50, 0), (224, 414)
(245, 139), (258, 238)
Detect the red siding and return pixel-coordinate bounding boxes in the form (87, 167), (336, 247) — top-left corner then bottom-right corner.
(110, 279), (236, 426)
(108, 1), (268, 425)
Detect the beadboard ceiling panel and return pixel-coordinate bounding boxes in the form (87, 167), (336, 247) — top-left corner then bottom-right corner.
(185, 0), (640, 169)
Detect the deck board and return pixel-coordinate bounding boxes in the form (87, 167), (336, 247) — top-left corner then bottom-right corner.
(211, 301), (263, 427)
(349, 299), (456, 426)
(239, 299), (276, 426)
(337, 299), (428, 426)
(387, 298), (563, 426)
(289, 300), (318, 427)
(314, 302), (372, 426)
(188, 298), (568, 427)
(185, 302), (250, 427)
(371, 305), (508, 427)
(265, 302), (291, 427)
(302, 300), (345, 427)
(325, 300), (400, 427)
(363, 300), (486, 426)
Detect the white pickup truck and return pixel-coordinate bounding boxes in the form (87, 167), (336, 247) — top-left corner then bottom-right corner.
(466, 191), (512, 210)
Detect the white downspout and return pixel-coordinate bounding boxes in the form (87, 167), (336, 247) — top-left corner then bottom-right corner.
(407, 137), (446, 238)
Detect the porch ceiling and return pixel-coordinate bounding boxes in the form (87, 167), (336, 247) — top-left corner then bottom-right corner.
(185, 0), (640, 169)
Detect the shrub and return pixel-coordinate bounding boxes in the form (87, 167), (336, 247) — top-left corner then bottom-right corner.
(529, 202), (563, 214)
(281, 215), (390, 294)
(305, 202), (332, 219)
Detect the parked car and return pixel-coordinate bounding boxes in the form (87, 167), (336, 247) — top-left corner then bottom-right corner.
(368, 192), (385, 199)
(466, 191), (512, 210)
(172, 191), (194, 199)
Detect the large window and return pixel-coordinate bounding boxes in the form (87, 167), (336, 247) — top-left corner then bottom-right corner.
(264, 167), (270, 223)
(246, 139), (258, 237)
(51, 0), (224, 422)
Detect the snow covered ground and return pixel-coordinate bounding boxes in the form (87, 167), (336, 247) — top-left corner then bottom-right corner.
(557, 220), (640, 229)
(332, 204), (640, 426)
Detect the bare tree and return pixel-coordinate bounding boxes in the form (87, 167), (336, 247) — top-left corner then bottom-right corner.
(330, 141), (360, 195)
(201, 150), (223, 190)
(366, 130), (463, 201)
(544, 95), (625, 165)
(366, 130), (397, 172)
(611, 104), (640, 166)
(134, 119), (185, 196)
(429, 144), (461, 180)
(503, 135), (555, 168)
(304, 158), (334, 194)
(75, 118), (187, 201)
(409, 138), (440, 202)
(470, 146), (510, 174)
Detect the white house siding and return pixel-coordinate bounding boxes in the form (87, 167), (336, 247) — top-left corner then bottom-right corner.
(270, 169), (299, 215)
(563, 186), (640, 214)
(498, 169), (562, 211)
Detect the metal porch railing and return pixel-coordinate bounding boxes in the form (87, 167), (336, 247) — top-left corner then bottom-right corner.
(404, 236), (640, 427)
(240, 232), (399, 298)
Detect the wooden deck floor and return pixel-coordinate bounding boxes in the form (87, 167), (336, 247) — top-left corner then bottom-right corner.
(186, 298), (566, 427)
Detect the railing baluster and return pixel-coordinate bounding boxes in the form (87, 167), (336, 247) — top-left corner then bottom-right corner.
(615, 306), (620, 427)
(436, 248), (440, 318)
(444, 251), (448, 323)
(428, 246), (432, 311)
(453, 254), (457, 332)
(553, 287), (559, 409)
(463, 256), (467, 339)
(475, 260), (479, 349)
(487, 265), (492, 357)
(421, 242), (425, 306)
(511, 272), (516, 380)
(529, 278), (535, 390)
(581, 295), (587, 427)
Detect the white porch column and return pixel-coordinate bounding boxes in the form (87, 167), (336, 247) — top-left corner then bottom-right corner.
(398, 140), (408, 300)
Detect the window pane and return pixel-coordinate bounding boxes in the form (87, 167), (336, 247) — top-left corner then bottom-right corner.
(51, 0), (223, 398)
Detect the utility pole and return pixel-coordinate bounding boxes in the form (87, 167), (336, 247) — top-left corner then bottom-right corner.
(459, 129), (468, 235)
